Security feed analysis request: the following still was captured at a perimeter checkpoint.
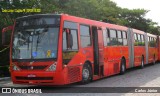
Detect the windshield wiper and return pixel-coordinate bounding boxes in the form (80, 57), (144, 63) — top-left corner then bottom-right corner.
(35, 28), (48, 51)
(27, 35), (30, 50)
(31, 34), (34, 59)
(25, 30), (32, 51)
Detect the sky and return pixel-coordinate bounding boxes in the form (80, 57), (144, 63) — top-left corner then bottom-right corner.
(111, 0), (160, 26)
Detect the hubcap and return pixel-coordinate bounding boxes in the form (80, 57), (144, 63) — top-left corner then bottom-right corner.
(83, 68), (89, 80)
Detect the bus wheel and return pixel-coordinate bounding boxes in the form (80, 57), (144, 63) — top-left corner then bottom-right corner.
(140, 56), (144, 69)
(120, 58), (126, 75)
(153, 55), (156, 65)
(81, 63), (92, 84)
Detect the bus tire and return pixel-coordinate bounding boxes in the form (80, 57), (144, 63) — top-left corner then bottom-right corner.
(120, 58), (126, 75)
(140, 56), (144, 69)
(153, 55), (156, 65)
(81, 63), (92, 84)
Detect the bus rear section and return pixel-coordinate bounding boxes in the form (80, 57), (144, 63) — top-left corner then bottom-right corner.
(146, 33), (158, 64)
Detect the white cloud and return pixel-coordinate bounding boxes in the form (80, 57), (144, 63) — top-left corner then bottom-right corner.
(111, 0), (160, 25)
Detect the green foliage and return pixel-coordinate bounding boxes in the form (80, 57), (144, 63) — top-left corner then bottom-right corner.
(115, 8), (158, 34)
(0, 65), (10, 77)
(147, 25), (159, 35)
(134, 40), (145, 46)
(149, 41), (156, 47)
(0, 0), (159, 34)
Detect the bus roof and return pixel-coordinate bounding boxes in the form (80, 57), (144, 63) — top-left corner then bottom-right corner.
(15, 14), (157, 36)
(147, 33), (157, 38)
(16, 14), (61, 21)
(61, 14), (128, 31)
(132, 28), (145, 34)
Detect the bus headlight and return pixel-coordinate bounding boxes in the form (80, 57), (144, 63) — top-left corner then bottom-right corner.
(46, 62), (57, 71)
(13, 65), (20, 71)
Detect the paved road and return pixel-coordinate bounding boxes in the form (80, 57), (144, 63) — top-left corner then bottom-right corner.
(1, 63), (160, 96)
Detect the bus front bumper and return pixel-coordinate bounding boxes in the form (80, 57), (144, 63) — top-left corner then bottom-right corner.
(11, 71), (65, 85)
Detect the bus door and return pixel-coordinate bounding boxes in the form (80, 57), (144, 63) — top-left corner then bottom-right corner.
(92, 26), (104, 76)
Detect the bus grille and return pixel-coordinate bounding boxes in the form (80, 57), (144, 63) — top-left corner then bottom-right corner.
(18, 65), (47, 70)
(67, 67), (80, 83)
(16, 76), (53, 80)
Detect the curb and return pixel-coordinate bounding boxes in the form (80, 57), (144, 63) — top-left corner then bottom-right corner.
(0, 77), (10, 81)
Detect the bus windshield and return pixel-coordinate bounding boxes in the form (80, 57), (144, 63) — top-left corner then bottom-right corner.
(12, 16), (60, 60)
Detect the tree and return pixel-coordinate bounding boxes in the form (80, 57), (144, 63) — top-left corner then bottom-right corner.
(115, 8), (159, 34)
(0, 0), (160, 43)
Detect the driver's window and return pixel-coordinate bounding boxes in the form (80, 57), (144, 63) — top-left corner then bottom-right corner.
(63, 29), (78, 50)
(63, 21), (78, 64)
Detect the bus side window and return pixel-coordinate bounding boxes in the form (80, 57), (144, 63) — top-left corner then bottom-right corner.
(141, 35), (145, 46)
(62, 28), (78, 64)
(80, 25), (91, 48)
(134, 33), (138, 46)
(148, 37), (150, 47)
(122, 31), (127, 46)
(63, 21), (79, 64)
(103, 29), (107, 46)
(108, 29), (117, 46)
(156, 38), (158, 47)
(117, 30), (123, 46)
(63, 29), (73, 50)
(63, 21), (78, 50)
(63, 28), (78, 50)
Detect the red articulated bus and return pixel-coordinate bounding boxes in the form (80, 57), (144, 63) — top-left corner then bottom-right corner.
(2, 14), (159, 85)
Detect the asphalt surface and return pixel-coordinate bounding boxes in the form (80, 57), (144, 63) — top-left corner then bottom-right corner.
(1, 63), (160, 96)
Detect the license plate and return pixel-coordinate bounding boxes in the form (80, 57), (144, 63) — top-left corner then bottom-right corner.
(27, 74), (36, 77)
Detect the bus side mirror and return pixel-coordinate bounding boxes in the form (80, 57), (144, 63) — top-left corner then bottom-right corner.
(2, 26), (13, 46)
